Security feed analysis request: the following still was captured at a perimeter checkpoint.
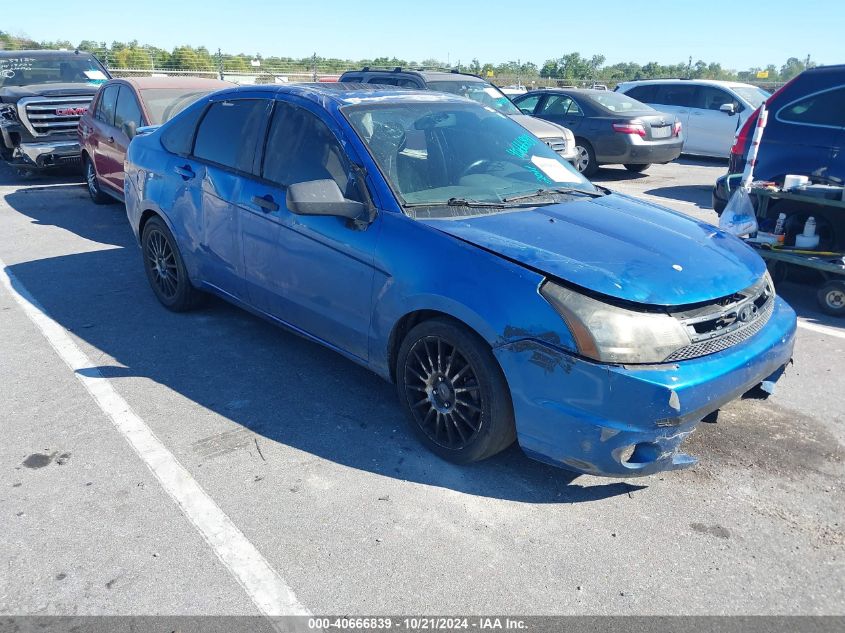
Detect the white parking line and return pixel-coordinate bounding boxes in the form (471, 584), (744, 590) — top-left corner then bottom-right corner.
(0, 258), (310, 618)
(797, 318), (845, 340)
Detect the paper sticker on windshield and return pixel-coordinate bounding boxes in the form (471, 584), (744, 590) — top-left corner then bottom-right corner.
(84, 70), (108, 80)
(530, 155), (581, 183)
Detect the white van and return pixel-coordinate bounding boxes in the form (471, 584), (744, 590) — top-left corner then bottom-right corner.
(615, 79), (770, 158)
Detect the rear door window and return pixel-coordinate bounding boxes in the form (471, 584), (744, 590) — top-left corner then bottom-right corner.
(114, 86), (144, 131)
(192, 99), (268, 173)
(95, 85), (119, 126)
(540, 95), (575, 116)
(653, 84), (697, 108)
(777, 86), (845, 128)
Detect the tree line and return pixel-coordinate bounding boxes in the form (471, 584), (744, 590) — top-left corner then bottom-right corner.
(0, 31), (818, 83)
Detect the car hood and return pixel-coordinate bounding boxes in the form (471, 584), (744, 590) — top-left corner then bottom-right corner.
(419, 193), (765, 306)
(0, 83), (100, 100)
(510, 114), (574, 142)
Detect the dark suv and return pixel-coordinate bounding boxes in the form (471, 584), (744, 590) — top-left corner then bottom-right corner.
(712, 64), (845, 214)
(338, 68), (578, 163)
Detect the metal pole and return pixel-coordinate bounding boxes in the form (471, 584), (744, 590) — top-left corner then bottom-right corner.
(312, 53), (317, 82)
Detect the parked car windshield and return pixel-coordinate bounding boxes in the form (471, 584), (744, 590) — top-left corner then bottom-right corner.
(731, 86), (770, 108)
(591, 91), (654, 113)
(141, 89), (220, 125)
(425, 80), (521, 116)
(0, 55), (107, 88)
(343, 101), (595, 211)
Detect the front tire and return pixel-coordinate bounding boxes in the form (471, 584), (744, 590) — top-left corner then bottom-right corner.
(573, 139), (598, 177)
(396, 318), (516, 464)
(623, 163), (651, 173)
(84, 155), (112, 205)
(141, 217), (201, 312)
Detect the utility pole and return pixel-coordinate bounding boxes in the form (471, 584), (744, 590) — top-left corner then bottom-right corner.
(216, 48), (223, 80)
(311, 53), (317, 82)
(687, 56), (692, 78)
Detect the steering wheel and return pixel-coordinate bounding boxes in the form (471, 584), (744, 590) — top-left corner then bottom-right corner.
(460, 159), (494, 179)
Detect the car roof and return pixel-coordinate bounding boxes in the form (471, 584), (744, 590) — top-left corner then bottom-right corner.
(343, 68), (486, 83)
(115, 76), (234, 90)
(212, 82), (473, 106)
(617, 78), (760, 90)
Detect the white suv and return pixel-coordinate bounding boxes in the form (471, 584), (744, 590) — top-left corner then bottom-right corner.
(615, 79), (770, 158)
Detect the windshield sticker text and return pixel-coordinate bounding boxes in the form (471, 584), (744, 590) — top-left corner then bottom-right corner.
(505, 133), (537, 159)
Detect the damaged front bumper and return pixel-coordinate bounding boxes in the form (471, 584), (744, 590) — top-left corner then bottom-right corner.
(493, 296), (797, 477)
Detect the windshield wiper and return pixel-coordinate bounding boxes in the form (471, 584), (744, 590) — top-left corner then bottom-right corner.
(502, 187), (604, 203)
(446, 197), (508, 208)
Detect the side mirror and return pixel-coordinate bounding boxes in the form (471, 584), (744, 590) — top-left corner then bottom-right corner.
(286, 179), (365, 220)
(122, 120), (137, 139)
(519, 107), (533, 114)
(719, 103), (736, 116)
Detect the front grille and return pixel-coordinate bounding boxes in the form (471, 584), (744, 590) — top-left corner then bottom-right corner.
(664, 299), (774, 361)
(19, 96), (93, 137)
(542, 138), (567, 154)
(664, 278), (775, 362)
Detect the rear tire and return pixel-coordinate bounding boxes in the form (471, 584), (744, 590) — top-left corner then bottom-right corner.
(141, 217), (202, 312)
(84, 155), (112, 205)
(573, 139), (598, 177)
(396, 318), (516, 464)
(817, 280), (845, 317)
(624, 163), (651, 173)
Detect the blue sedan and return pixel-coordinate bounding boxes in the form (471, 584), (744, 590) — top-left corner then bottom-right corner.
(124, 84), (796, 477)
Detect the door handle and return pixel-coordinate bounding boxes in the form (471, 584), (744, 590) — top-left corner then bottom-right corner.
(251, 194), (279, 212)
(105, 136), (114, 144)
(174, 164), (195, 180)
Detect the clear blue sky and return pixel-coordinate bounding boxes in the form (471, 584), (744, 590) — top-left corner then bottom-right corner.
(3, 0), (842, 68)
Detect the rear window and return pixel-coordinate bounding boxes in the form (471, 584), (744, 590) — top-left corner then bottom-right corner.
(193, 99), (267, 172)
(777, 86), (845, 128)
(591, 91), (654, 113)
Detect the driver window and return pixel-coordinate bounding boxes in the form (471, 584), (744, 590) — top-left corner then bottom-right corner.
(516, 94), (541, 114)
(261, 102), (360, 200)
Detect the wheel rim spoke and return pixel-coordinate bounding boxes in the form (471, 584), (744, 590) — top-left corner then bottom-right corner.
(403, 334), (483, 451)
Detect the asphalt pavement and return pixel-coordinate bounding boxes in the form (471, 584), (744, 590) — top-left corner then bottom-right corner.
(1, 158), (843, 620)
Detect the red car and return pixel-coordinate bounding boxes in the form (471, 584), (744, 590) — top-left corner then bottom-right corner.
(78, 76), (232, 203)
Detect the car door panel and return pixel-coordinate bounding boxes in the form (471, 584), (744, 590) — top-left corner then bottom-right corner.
(688, 86), (741, 157)
(90, 84), (120, 186)
(239, 98), (377, 359)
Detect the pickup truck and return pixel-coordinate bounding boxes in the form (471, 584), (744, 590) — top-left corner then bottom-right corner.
(0, 49), (111, 171)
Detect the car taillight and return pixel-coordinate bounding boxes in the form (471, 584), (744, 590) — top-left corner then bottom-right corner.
(612, 122), (646, 137)
(673, 121), (682, 137)
(730, 76), (798, 157)
(731, 108), (759, 157)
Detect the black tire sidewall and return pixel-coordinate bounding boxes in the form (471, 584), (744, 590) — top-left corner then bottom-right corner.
(141, 217), (196, 312)
(624, 163), (651, 172)
(84, 155), (111, 204)
(396, 318), (515, 464)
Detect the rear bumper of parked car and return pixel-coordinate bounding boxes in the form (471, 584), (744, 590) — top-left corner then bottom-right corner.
(598, 137), (683, 165)
(493, 296), (796, 477)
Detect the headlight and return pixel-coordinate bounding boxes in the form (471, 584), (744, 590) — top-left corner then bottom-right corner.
(0, 103), (18, 124)
(540, 281), (691, 364)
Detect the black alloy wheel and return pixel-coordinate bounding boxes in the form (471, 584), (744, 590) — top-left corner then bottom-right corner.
(141, 217), (201, 311)
(397, 318), (515, 463)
